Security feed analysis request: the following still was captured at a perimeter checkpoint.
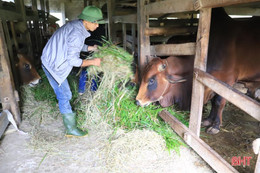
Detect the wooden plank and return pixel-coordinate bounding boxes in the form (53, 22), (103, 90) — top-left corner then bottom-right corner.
(150, 43), (196, 56)
(0, 9), (22, 20)
(159, 110), (239, 173)
(195, 0), (260, 10)
(145, 26), (197, 36)
(0, 111), (9, 138)
(189, 8), (212, 137)
(138, 0), (150, 74)
(225, 7), (260, 16)
(0, 21), (21, 125)
(149, 19), (199, 27)
(32, 0), (42, 53)
(146, 0), (195, 15)
(131, 24), (136, 53)
(195, 68), (260, 121)
(10, 21), (19, 51)
(122, 23), (126, 50)
(2, 21), (15, 87)
(107, 0), (116, 42)
(3, 21), (19, 89)
(113, 14), (137, 24)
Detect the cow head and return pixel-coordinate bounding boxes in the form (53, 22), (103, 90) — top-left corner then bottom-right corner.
(16, 53), (41, 86)
(136, 57), (187, 107)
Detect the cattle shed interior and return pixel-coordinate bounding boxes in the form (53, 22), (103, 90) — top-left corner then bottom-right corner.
(0, 0), (260, 172)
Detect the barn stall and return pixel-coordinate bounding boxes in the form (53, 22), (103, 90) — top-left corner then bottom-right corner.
(0, 0), (260, 172)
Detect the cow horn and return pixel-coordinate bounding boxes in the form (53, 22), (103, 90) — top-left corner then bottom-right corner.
(167, 75), (187, 84)
(158, 63), (166, 72)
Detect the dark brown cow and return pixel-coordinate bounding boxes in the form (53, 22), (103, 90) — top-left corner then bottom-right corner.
(16, 53), (41, 86)
(136, 8), (260, 134)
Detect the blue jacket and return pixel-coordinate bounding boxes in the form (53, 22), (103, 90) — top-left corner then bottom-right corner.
(41, 20), (90, 85)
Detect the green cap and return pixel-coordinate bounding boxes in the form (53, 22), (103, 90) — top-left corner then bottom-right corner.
(78, 6), (105, 24)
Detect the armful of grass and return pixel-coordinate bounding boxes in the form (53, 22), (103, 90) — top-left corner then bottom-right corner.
(81, 58), (101, 67)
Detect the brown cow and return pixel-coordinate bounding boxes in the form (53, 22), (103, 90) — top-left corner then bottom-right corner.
(16, 53), (41, 86)
(136, 8), (260, 134)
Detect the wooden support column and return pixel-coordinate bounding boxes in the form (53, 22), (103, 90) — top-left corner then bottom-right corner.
(122, 23), (126, 50)
(15, 0), (33, 58)
(40, 0), (46, 32)
(107, 0), (116, 42)
(0, 21), (21, 125)
(189, 8), (211, 137)
(138, 0), (150, 75)
(131, 24), (136, 53)
(32, 0), (42, 53)
(2, 21), (19, 89)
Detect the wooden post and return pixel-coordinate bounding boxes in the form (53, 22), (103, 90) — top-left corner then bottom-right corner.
(131, 24), (136, 53)
(40, 0), (47, 32)
(15, 0), (34, 58)
(2, 21), (19, 89)
(0, 21), (21, 125)
(107, 0), (116, 42)
(32, 0), (42, 53)
(137, 0), (150, 74)
(189, 8), (212, 137)
(122, 23), (126, 50)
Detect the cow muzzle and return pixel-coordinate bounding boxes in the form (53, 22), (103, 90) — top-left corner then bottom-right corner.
(135, 99), (151, 107)
(28, 79), (41, 87)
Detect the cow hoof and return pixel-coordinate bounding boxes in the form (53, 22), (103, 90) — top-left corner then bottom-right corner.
(201, 119), (212, 127)
(206, 127), (220, 134)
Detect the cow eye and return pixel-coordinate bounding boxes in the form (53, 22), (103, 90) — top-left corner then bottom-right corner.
(148, 78), (155, 86)
(24, 64), (31, 70)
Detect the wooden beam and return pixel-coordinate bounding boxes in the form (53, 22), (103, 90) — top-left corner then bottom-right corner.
(150, 43), (196, 56)
(145, 0), (195, 16)
(107, 0), (116, 42)
(189, 8), (212, 137)
(113, 14), (137, 24)
(145, 26), (197, 36)
(195, 68), (260, 121)
(131, 24), (136, 53)
(122, 23), (127, 50)
(159, 110), (239, 173)
(0, 21), (21, 125)
(149, 19), (199, 27)
(225, 7), (260, 16)
(0, 9), (22, 20)
(194, 0), (260, 10)
(0, 111), (9, 138)
(138, 0), (150, 74)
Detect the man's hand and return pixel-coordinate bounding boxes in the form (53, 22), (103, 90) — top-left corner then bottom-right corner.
(88, 45), (98, 52)
(81, 58), (101, 67)
(91, 58), (101, 67)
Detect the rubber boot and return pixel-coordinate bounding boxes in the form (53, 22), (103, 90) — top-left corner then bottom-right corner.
(62, 113), (88, 137)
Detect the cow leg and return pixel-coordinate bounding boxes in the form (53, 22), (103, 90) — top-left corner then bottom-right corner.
(206, 94), (226, 134)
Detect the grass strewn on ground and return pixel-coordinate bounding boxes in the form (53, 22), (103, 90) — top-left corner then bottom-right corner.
(27, 39), (190, 152)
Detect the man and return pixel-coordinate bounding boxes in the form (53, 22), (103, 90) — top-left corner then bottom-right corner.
(41, 6), (104, 137)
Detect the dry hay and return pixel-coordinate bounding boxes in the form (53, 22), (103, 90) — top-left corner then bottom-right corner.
(2, 83), (214, 172)
(11, 42), (213, 172)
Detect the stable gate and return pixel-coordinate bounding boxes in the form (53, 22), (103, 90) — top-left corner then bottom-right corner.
(138, 0), (260, 172)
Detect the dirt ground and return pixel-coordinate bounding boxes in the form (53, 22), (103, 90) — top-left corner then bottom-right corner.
(0, 119), (213, 173)
(1, 86), (258, 173)
(201, 103), (260, 173)
(0, 88), (213, 173)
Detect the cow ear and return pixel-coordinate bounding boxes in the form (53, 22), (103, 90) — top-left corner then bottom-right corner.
(158, 63), (166, 72)
(166, 74), (187, 84)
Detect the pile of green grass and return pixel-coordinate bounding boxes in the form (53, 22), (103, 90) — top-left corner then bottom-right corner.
(27, 38), (190, 152)
(83, 39), (189, 151)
